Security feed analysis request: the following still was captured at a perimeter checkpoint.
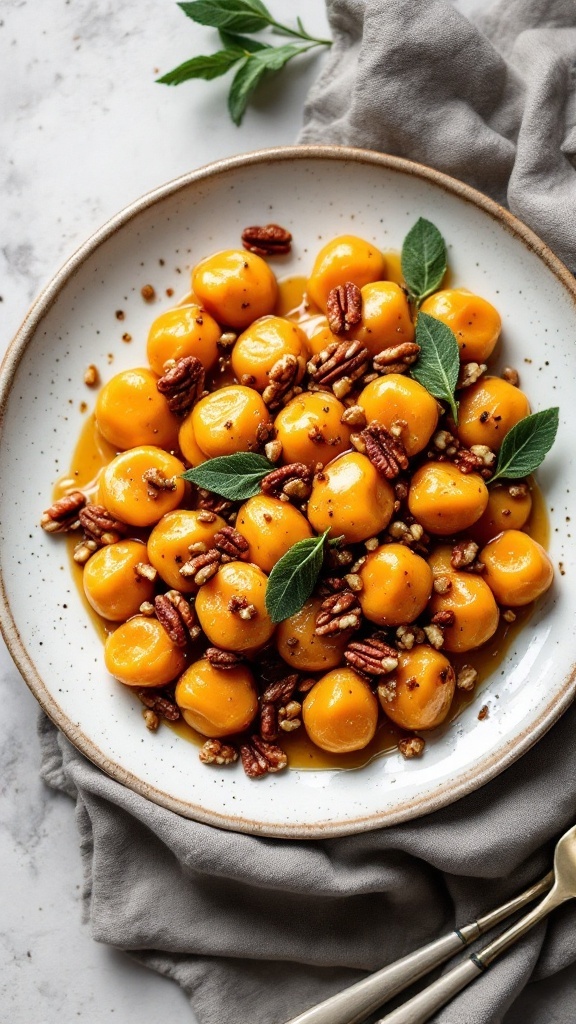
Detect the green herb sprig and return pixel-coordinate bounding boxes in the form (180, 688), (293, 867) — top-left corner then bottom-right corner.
(158, 0), (332, 125)
(489, 408), (559, 484)
(401, 217), (447, 308)
(265, 530), (330, 624)
(181, 452), (274, 500)
(411, 311), (460, 423)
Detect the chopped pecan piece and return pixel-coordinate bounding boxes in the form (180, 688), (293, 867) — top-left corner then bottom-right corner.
(143, 709), (160, 731)
(307, 340), (370, 399)
(423, 624), (445, 649)
(136, 688), (180, 721)
(396, 624), (425, 650)
(214, 525), (249, 561)
(278, 700), (302, 732)
(373, 342), (420, 376)
(240, 735), (288, 778)
(345, 636), (399, 676)
(430, 610), (456, 627)
(501, 366), (520, 386)
(205, 647), (245, 670)
(241, 223), (292, 257)
(398, 736), (425, 759)
(451, 540), (479, 570)
(154, 591), (200, 647)
(456, 665), (478, 692)
(315, 590), (362, 636)
(199, 738), (238, 765)
(228, 594), (257, 620)
(79, 504), (128, 545)
(362, 421), (409, 480)
(326, 282), (362, 335)
(340, 404), (367, 428)
(143, 468), (177, 499)
(261, 462), (313, 502)
(156, 355), (205, 415)
(457, 361), (486, 390)
(180, 548), (221, 585)
(262, 353), (303, 409)
(41, 490), (86, 533)
(196, 489), (236, 522)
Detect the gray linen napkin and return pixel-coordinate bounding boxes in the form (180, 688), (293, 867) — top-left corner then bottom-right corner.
(40, 1), (576, 1022)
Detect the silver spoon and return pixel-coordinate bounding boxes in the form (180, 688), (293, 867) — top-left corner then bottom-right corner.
(377, 822), (576, 1024)
(283, 868), (553, 1024)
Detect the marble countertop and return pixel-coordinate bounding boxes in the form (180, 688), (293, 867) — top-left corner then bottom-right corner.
(0, 1), (480, 1020)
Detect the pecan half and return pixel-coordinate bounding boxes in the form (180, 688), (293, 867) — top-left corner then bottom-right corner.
(345, 637), (399, 676)
(41, 490), (86, 533)
(154, 591), (200, 646)
(179, 547), (221, 585)
(326, 282), (362, 335)
(79, 504), (128, 545)
(262, 674), (299, 706)
(136, 688), (180, 721)
(156, 355), (205, 415)
(307, 340), (370, 399)
(315, 590), (362, 636)
(241, 223), (292, 257)
(240, 735), (288, 778)
(214, 525), (249, 561)
(373, 342), (420, 376)
(259, 702), (279, 742)
(262, 353), (303, 409)
(199, 738), (238, 765)
(261, 462), (313, 502)
(143, 468), (177, 499)
(362, 421), (409, 479)
(205, 647), (245, 670)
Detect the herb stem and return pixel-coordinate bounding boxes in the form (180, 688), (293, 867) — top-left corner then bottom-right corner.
(268, 17), (332, 47)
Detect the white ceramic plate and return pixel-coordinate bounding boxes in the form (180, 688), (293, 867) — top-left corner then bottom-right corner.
(1, 147), (574, 838)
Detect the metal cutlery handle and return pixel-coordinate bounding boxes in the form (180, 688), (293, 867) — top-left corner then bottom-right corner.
(283, 931), (466, 1024)
(283, 871), (553, 1024)
(375, 958), (484, 1024)
(376, 884), (565, 1024)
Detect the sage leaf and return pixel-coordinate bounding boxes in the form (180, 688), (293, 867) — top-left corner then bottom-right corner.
(401, 217), (447, 306)
(411, 312), (460, 422)
(157, 49), (244, 85)
(490, 408), (559, 484)
(181, 452), (274, 500)
(178, 0), (271, 33)
(266, 531), (330, 624)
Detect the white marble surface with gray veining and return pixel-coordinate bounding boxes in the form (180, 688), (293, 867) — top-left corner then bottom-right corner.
(0, 0), (482, 1020)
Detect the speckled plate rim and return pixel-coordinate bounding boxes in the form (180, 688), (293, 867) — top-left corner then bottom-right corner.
(1, 144), (575, 839)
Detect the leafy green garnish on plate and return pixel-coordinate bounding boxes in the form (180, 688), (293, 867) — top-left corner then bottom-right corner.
(181, 452), (274, 500)
(411, 312), (460, 423)
(265, 530), (330, 624)
(489, 408), (559, 484)
(401, 217), (447, 308)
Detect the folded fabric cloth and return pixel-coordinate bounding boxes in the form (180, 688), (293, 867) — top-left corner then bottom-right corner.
(41, 2), (576, 1023)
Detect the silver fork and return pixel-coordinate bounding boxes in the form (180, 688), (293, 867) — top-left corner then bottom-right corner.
(284, 823), (576, 1024)
(283, 870), (553, 1024)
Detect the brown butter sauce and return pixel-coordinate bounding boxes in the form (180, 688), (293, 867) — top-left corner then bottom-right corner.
(57, 266), (550, 771)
